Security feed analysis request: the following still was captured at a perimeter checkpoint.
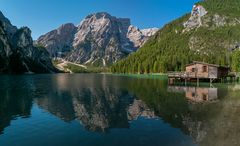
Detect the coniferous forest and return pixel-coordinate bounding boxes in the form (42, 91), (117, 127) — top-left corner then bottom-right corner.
(111, 0), (240, 73)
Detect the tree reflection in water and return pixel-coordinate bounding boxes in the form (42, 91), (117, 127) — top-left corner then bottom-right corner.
(0, 74), (240, 146)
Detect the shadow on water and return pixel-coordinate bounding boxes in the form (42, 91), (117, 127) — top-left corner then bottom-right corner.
(0, 74), (240, 146)
(0, 76), (34, 134)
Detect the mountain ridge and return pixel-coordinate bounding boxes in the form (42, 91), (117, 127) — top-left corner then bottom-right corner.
(36, 12), (158, 67)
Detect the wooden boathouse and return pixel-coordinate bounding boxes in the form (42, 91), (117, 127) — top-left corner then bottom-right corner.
(168, 61), (238, 85)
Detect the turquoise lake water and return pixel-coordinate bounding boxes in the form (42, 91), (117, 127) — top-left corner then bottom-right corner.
(0, 74), (240, 146)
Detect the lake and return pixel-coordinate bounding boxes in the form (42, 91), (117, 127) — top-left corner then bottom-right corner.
(0, 74), (240, 146)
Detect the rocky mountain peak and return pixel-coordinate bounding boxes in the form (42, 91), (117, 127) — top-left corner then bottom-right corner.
(183, 4), (208, 32)
(37, 23), (77, 57)
(127, 25), (158, 48)
(0, 11), (58, 73)
(68, 12), (133, 66)
(57, 23), (76, 34)
(141, 28), (159, 37)
(73, 12), (131, 48)
(0, 11), (17, 38)
(183, 2), (240, 32)
(37, 12), (158, 67)
(85, 12), (113, 20)
(12, 27), (33, 48)
(127, 25), (143, 48)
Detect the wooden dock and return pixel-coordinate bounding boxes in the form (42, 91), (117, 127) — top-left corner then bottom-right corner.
(167, 61), (239, 85)
(168, 72), (239, 86)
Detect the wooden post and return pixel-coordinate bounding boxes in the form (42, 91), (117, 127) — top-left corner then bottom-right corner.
(197, 78), (199, 87)
(210, 78), (215, 86)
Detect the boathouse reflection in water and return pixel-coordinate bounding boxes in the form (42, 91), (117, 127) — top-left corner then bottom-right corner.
(168, 86), (218, 103)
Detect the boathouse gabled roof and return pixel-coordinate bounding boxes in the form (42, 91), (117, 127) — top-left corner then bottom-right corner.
(186, 61), (229, 69)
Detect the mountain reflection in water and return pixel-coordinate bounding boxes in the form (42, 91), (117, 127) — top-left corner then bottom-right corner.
(0, 74), (157, 134)
(0, 74), (240, 146)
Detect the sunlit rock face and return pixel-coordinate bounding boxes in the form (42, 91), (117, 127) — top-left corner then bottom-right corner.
(37, 23), (77, 57)
(127, 25), (158, 48)
(183, 5), (208, 32)
(37, 12), (158, 67)
(0, 11), (58, 73)
(183, 4), (240, 33)
(66, 12), (133, 66)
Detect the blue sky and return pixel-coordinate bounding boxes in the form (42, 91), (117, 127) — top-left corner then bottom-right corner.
(0, 0), (199, 39)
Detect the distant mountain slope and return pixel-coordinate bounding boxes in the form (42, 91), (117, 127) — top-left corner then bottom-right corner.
(36, 12), (158, 67)
(0, 11), (58, 73)
(37, 23), (77, 57)
(111, 0), (240, 73)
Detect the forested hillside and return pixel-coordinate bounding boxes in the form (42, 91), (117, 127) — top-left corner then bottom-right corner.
(111, 0), (240, 73)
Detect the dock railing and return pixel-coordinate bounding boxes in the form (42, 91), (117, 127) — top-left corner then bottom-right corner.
(167, 72), (197, 78)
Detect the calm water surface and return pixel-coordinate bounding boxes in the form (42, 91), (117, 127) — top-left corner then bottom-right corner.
(0, 74), (240, 146)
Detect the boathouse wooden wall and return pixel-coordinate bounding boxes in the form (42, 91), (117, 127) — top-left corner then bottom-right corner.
(186, 63), (218, 78)
(209, 66), (218, 78)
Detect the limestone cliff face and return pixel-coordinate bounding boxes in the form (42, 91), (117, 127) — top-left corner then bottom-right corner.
(183, 5), (208, 32)
(184, 4), (240, 54)
(127, 25), (158, 48)
(67, 12), (134, 66)
(37, 23), (77, 57)
(0, 11), (58, 73)
(37, 12), (158, 66)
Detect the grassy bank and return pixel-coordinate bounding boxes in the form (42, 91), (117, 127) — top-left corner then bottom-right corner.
(111, 73), (168, 79)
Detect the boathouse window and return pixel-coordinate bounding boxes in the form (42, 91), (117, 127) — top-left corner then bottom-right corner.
(191, 68), (195, 72)
(203, 66), (207, 72)
(203, 94), (207, 101)
(192, 93), (195, 97)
